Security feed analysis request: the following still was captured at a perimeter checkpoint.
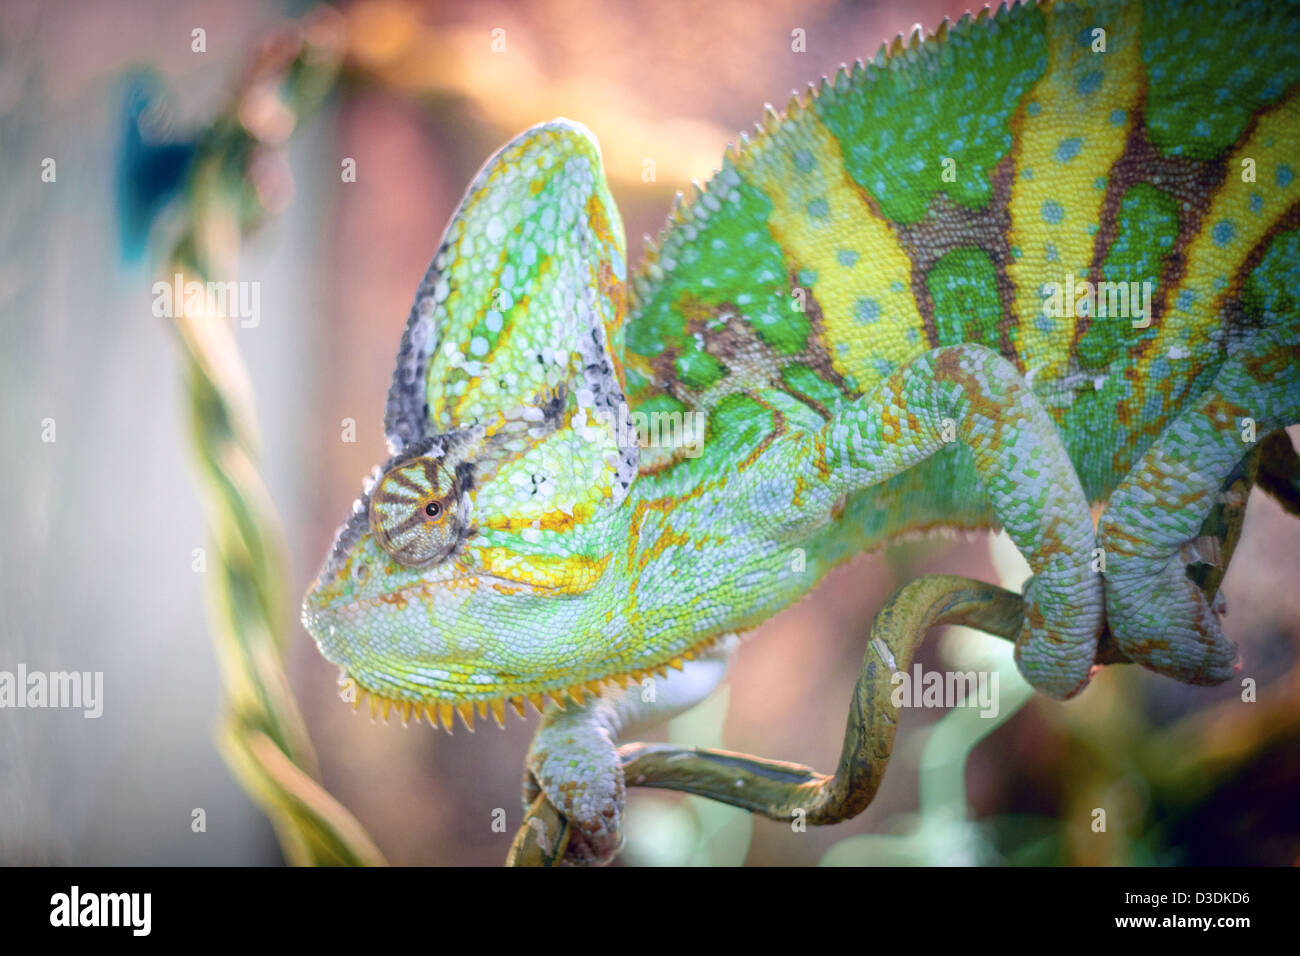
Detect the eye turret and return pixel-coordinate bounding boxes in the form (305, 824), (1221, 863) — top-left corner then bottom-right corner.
(369, 456), (461, 567)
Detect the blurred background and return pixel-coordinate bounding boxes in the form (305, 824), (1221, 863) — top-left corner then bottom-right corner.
(2, 0), (1298, 866)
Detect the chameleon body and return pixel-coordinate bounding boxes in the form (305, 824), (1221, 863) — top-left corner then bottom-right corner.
(304, 0), (1300, 862)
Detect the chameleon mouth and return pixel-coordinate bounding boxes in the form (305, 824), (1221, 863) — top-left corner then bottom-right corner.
(322, 571), (561, 616)
(330, 629), (731, 733)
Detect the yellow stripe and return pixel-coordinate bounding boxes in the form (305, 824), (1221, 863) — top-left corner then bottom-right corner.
(736, 106), (926, 392)
(1147, 94), (1300, 363)
(1005, 1), (1143, 378)
(477, 547), (608, 594)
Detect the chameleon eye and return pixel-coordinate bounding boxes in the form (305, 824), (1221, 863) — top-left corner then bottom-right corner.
(369, 457), (460, 567)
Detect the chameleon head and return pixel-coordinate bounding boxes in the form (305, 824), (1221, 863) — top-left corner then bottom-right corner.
(302, 407), (635, 728)
(302, 119), (640, 729)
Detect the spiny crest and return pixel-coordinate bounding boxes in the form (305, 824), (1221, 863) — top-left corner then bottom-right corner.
(336, 633), (726, 733)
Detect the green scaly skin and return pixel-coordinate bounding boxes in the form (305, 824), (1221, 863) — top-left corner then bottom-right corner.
(304, 0), (1300, 863)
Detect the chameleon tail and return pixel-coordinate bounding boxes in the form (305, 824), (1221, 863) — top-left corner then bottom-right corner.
(613, 576), (1023, 826)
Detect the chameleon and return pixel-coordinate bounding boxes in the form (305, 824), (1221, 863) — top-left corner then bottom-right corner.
(303, 0), (1300, 864)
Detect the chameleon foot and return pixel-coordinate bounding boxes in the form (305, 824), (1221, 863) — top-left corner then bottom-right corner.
(1101, 330), (1300, 684)
(522, 699), (627, 866)
(520, 637), (738, 866)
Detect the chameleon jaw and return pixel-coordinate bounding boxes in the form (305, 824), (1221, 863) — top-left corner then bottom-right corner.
(302, 543), (631, 734)
(329, 630), (731, 734)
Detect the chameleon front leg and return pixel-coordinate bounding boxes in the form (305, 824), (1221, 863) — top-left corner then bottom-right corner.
(517, 635), (740, 866)
(1099, 330), (1300, 685)
(816, 344), (1103, 699)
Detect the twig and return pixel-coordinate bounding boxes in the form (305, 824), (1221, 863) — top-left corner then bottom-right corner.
(164, 7), (384, 867)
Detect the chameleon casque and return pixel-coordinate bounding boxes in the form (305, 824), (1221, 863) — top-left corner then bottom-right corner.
(304, 0), (1300, 864)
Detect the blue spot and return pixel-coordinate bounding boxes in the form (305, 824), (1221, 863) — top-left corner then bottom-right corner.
(1278, 164), (1294, 188)
(890, 280), (905, 293)
(837, 249), (858, 267)
(1041, 200), (1064, 224)
(1076, 70), (1103, 95)
(793, 149), (816, 173)
(1109, 109), (1126, 126)
(1055, 137), (1083, 163)
(1075, 25), (1096, 47)
(1035, 314), (1055, 333)
(115, 73), (199, 263)
(1192, 119), (1211, 139)
(806, 198), (829, 219)
(1022, 167), (1034, 180)
(1094, 176), (1107, 190)
(1249, 193), (1263, 213)
(1212, 220), (1236, 246)
(1045, 243), (1059, 263)
(1175, 289), (1195, 311)
(854, 298), (881, 324)
(798, 268), (817, 286)
(873, 358), (894, 377)
(1026, 101), (1042, 117)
